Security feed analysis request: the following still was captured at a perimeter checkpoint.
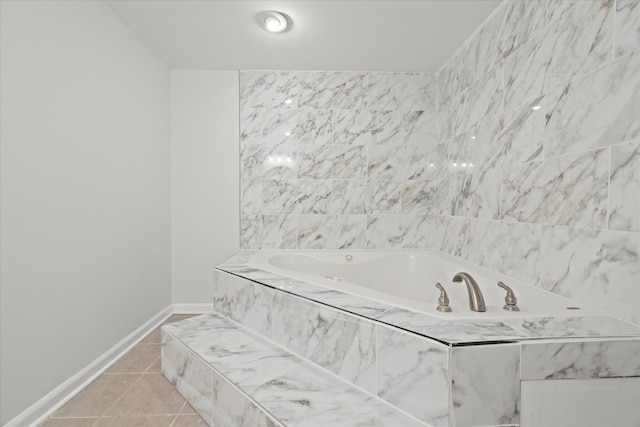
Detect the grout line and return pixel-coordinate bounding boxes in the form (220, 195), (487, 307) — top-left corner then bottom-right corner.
(88, 327), (163, 421)
(99, 372), (145, 419)
(606, 146), (612, 230)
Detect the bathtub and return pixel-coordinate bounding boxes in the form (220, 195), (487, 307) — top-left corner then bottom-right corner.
(247, 249), (597, 320)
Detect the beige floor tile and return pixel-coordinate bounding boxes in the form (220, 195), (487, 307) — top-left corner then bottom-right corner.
(94, 415), (174, 426)
(146, 355), (162, 373)
(107, 344), (160, 373)
(106, 374), (185, 416)
(140, 327), (161, 344)
(53, 374), (140, 417)
(39, 418), (98, 427)
(179, 401), (197, 415)
(171, 415), (208, 426)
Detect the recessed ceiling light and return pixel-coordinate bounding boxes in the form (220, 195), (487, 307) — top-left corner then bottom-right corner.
(258, 11), (289, 33)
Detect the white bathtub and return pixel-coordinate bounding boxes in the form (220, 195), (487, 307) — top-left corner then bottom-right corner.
(248, 250), (597, 320)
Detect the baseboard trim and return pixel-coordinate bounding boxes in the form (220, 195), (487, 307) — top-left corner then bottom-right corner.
(5, 305), (174, 427)
(172, 303), (213, 314)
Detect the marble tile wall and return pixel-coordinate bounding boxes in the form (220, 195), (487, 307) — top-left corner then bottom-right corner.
(435, 0), (640, 326)
(239, 71), (438, 250)
(238, 0), (639, 325)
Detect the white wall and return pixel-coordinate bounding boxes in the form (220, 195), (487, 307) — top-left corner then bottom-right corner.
(170, 71), (240, 304)
(0, 1), (171, 424)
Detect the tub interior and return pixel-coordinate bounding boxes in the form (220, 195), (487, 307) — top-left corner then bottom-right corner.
(249, 250), (599, 320)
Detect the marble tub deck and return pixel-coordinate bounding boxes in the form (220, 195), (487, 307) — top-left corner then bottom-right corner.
(162, 313), (428, 427)
(202, 251), (640, 426)
(217, 251), (640, 345)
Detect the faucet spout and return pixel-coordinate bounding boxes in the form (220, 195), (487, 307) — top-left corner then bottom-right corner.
(452, 272), (486, 312)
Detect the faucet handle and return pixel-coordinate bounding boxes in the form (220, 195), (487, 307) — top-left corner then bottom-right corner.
(435, 282), (452, 312)
(497, 281), (520, 312)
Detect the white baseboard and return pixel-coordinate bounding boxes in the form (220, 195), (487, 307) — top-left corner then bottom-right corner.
(5, 305), (174, 427)
(172, 303), (213, 314)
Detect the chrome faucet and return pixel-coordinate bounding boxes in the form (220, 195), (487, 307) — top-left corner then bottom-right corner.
(452, 272), (486, 312)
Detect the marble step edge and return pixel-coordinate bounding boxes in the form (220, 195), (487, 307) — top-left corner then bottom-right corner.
(161, 313), (431, 427)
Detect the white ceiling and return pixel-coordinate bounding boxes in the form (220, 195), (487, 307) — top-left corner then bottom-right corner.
(103, 0), (501, 72)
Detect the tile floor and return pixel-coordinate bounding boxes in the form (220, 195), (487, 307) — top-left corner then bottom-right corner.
(40, 314), (207, 427)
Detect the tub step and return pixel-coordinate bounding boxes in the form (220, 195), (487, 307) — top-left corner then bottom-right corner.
(161, 313), (428, 427)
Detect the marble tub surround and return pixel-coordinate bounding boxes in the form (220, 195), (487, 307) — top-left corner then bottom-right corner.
(216, 251), (640, 344)
(162, 314), (430, 427)
(373, 308), (527, 344)
(376, 325), (449, 426)
(207, 255), (640, 426)
(520, 338), (640, 380)
(163, 314), (301, 392)
(239, 70), (438, 250)
(250, 363), (427, 427)
(206, 262), (640, 426)
(450, 344), (520, 427)
(271, 290), (378, 394)
(432, 0), (640, 327)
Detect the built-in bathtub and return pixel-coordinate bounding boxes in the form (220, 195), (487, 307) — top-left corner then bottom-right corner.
(161, 250), (640, 427)
(247, 249), (598, 320)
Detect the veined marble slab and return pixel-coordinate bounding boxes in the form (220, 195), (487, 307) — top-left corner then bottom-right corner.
(503, 316), (640, 339)
(545, 51), (640, 158)
(434, 216), (541, 286)
(296, 214), (367, 250)
(240, 214), (297, 249)
(615, 0), (640, 58)
(374, 307), (526, 344)
(376, 324), (449, 426)
(271, 291), (377, 394)
(366, 214), (434, 249)
(163, 314), (301, 391)
(504, 0), (614, 113)
(449, 170), (501, 220)
(450, 344), (520, 427)
(217, 252), (640, 345)
(521, 338), (640, 380)
(251, 362), (427, 427)
(239, 71), (299, 110)
(500, 148), (609, 229)
(298, 72), (367, 110)
(609, 141), (640, 232)
(163, 314), (429, 427)
(539, 225), (640, 326)
(162, 331), (214, 424)
(262, 277), (393, 318)
(367, 72), (435, 112)
(437, 39), (474, 108)
(213, 271), (274, 336)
